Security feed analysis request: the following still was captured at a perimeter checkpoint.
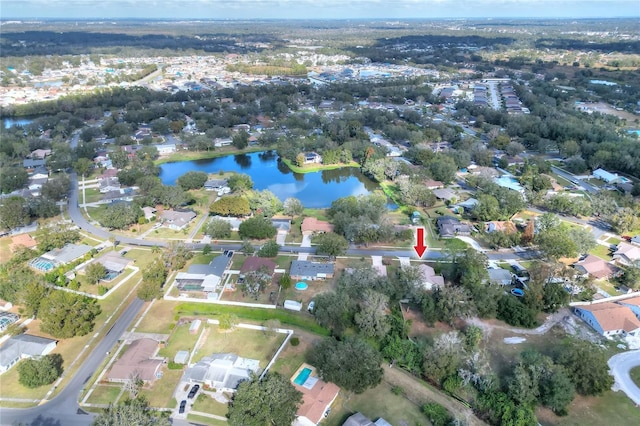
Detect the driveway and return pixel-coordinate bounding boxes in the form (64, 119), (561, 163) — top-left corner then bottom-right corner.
(456, 236), (487, 252)
(301, 233), (312, 248)
(608, 349), (640, 405)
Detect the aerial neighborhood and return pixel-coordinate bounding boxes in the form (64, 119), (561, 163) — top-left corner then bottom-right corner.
(1, 14), (640, 426)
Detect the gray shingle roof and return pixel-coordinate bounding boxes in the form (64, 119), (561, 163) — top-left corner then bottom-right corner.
(290, 260), (334, 278)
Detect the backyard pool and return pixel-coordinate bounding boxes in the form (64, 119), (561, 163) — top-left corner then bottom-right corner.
(293, 367), (312, 386)
(30, 258), (56, 271)
(295, 282), (308, 291)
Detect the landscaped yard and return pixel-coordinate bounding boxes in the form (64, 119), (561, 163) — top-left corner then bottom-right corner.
(85, 384), (122, 405)
(589, 244), (613, 260)
(192, 325), (285, 368)
(159, 322), (201, 360)
(631, 366), (640, 388)
(135, 300), (177, 333)
(537, 390), (639, 426)
(139, 369), (182, 408)
(186, 414), (228, 425)
(192, 393), (229, 417)
(323, 382), (431, 426)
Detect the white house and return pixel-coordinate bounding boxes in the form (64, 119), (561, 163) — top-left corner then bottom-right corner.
(592, 168), (621, 184)
(0, 334), (57, 374)
(155, 143), (177, 155)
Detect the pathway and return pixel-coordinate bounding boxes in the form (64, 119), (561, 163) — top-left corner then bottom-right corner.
(187, 211), (211, 243)
(467, 308), (571, 337)
(608, 349), (640, 405)
(456, 236), (487, 252)
(301, 234), (312, 248)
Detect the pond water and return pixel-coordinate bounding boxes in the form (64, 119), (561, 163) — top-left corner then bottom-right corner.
(2, 117), (34, 129)
(159, 151), (389, 208)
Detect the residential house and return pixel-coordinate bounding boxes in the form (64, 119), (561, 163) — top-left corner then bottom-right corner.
(23, 158), (46, 169)
(155, 143), (177, 155)
(160, 209), (196, 231)
(485, 221), (517, 234)
(173, 255), (230, 294)
(30, 243), (93, 272)
(271, 219), (291, 232)
(417, 264), (445, 290)
(98, 168), (118, 181)
(573, 255), (622, 279)
(301, 217), (334, 234)
(0, 312), (19, 333)
(488, 268), (513, 286)
(0, 334), (57, 374)
(204, 179), (228, 191)
(573, 302), (640, 337)
(30, 149), (51, 159)
(240, 257), (277, 277)
(303, 152), (322, 164)
(436, 216), (472, 238)
(456, 198), (479, 213)
(433, 188), (457, 203)
(30, 167), (49, 180)
(107, 338), (164, 383)
(613, 242), (640, 266)
(213, 138), (233, 147)
(210, 216), (243, 232)
(292, 365), (340, 426)
(290, 260), (334, 281)
(424, 179), (443, 189)
(183, 353), (260, 392)
(342, 412), (392, 426)
(99, 177), (121, 193)
(593, 168), (622, 184)
(618, 296), (640, 318)
(141, 206), (157, 221)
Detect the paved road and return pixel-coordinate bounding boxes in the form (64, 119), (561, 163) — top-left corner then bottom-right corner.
(551, 166), (598, 194)
(608, 349), (640, 406)
(0, 298), (145, 426)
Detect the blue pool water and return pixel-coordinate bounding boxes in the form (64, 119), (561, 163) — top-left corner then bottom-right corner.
(294, 368), (312, 386)
(31, 259), (55, 271)
(295, 282), (308, 291)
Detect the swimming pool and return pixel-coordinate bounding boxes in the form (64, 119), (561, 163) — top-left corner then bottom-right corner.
(31, 258), (56, 271)
(294, 367), (312, 386)
(295, 282), (308, 290)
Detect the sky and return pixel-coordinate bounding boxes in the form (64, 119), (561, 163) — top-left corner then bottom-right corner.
(1, 0), (638, 20)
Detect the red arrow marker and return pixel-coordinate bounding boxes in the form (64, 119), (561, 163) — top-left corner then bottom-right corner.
(413, 227), (427, 258)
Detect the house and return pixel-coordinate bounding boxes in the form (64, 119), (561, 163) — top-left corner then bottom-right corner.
(98, 168), (118, 181)
(417, 264), (445, 290)
(9, 234), (37, 252)
(30, 149), (51, 159)
(0, 334), (57, 374)
(155, 143), (177, 155)
(292, 364), (340, 426)
(213, 138), (233, 147)
(160, 209), (196, 230)
(204, 179), (228, 191)
(613, 242), (640, 266)
(618, 296), (640, 318)
(573, 303), (640, 337)
(240, 257), (277, 276)
(86, 251), (134, 281)
(0, 312), (19, 333)
(631, 236), (640, 245)
(573, 255), (622, 280)
(290, 260), (335, 281)
(23, 158), (46, 169)
(301, 217), (334, 234)
(210, 216), (243, 232)
(456, 198), (479, 213)
(485, 221), (517, 234)
(141, 206), (156, 221)
(271, 219), (291, 232)
(433, 188), (457, 202)
(303, 152), (322, 164)
(99, 177), (121, 193)
(183, 353), (260, 391)
(424, 179), (443, 189)
(173, 255), (230, 294)
(436, 216), (472, 238)
(30, 166), (49, 180)
(107, 338), (164, 383)
(342, 412), (392, 426)
(593, 168), (622, 184)
(30, 243), (93, 272)
(488, 268), (513, 286)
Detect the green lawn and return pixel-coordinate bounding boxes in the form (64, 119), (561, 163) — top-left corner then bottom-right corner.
(302, 209), (329, 221)
(280, 158), (360, 174)
(155, 146), (267, 165)
(159, 323), (201, 360)
(83, 188), (103, 204)
(193, 326), (284, 368)
(631, 366), (640, 388)
(192, 394), (229, 417)
(135, 300), (177, 333)
(323, 383), (431, 426)
(139, 369), (182, 408)
(589, 244), (613, 260)
(191, 253), (215, 265)
(187, 414), (228, 425)
(85, 385), (122, 405)
(538, 390), (640, 426)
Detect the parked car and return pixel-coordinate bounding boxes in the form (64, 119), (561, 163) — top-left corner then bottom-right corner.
(188, 384), (200, 399)
(307, 301), (315, 313)
(179, 400), (187, 414)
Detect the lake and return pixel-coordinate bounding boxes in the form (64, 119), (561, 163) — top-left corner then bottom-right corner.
(2, 117), (34, 129)
(159, 151), (387, 208)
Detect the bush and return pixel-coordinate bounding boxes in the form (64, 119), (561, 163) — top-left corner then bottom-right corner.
(422, 403), (453, 426)
(239, 217), (277, 239)
(18, 354), (64, 388)
(391, 386), (405, 396)
(257, 240), (280, 257)
(98, 285), (109, 296)
(290, 337), (300, 346)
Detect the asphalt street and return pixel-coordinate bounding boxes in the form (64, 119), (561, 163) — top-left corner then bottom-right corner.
(0, 298), (144, 426)
(608, 349), (640, 406)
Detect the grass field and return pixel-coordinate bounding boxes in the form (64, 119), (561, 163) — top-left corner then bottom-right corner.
(537, 390), (639, 426)
(85, 384), (122, 405)
(280, 158), (360, 174)
(192, 325), (285, 368)
(186, 414), (228, 425)
(323, 382), (431, 426)
(192, 394), (229, 417)
(589, 244), (613, 260)
(135, 300), (177, 333)
(139, 369), (182, 408)
(159, 322), (201, 360)
(631, 366), (640, 388)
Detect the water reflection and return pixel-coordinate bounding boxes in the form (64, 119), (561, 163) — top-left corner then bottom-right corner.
(233, 154), (252, 169)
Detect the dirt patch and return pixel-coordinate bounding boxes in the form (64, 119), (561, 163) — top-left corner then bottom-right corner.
(401, 304), (454, 339)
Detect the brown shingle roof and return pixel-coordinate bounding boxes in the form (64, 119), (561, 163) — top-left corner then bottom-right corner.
(301, 217), (334, 234)
(108, 338), (163, 382)
(295, 379), (340, 424)
(240, 257), (276, 275)
(578, 302), (640, 333)
(574, 255), (621, 279)
(10, 234), (37, 252)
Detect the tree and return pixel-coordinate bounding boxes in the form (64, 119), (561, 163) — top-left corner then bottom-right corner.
(354, 289), (390, 339)
(18, 281), (48, 318)
(40, 174), (71, 201)
(314, 232), (348, 256)
(505, 141), (525, 157)
(109, 149), (129, 169)
(100, 203), (141, 230)
(219, 313), (239, 332)
(239, 217), (277, 239)
(608, 208), (640, 234)
(257, 240), (280, 257)
(85, 262), (107, 285)
(283, 197), (303, 218)
(309, 337), (383, 394)
(232, 129), (249, 149)
(0, 166), (28, 194)
(39, 291), (101, 338)
(239, 267), (272, 299)
(93, 397), (170, 426)
(18, 354), (64, 388)
(313, 291), (353, 335)
(227, 173), (254, 192)
(74, 157), (93, 177)
(497, 295), (538, 328)
(204, 218), (232, 239)
(210, 196), (251, 217)
(37, 223), (80, 251)
(247, 189), (283, 217)
(227, 372), (302, 426)
(556, 340), (614, 396)
(177, 171), (208, 190)
(535, 227), (578, 260)
(123, 372), (143, 399)
(241, 240), (255, 255)
(422, 331), (466, 385)
(422, 403), (453, 426)
(0, 196), (30, 230)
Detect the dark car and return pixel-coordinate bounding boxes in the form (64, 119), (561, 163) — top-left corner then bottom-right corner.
(179, 400), (187, 414)
(187, 384), (200, 399)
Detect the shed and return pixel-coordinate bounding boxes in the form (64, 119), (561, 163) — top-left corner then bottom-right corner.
(189, 319), (202, 334)
(174, 350), (189, 365)
(284, 300), (303, 311)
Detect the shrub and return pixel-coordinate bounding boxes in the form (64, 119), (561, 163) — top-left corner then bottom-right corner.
(290, 337), (300, 346)
(18, 354), (64, 388)
(422, 403), (453, 426)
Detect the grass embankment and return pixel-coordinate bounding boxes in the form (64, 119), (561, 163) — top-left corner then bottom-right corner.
(155, 146), (269, 165)
(280, 158), (360, 174)
(631, 366), (640, 388)
(174, 302), (329, 336)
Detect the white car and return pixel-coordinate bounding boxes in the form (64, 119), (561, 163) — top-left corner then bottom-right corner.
(307, 301), (315, 312)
